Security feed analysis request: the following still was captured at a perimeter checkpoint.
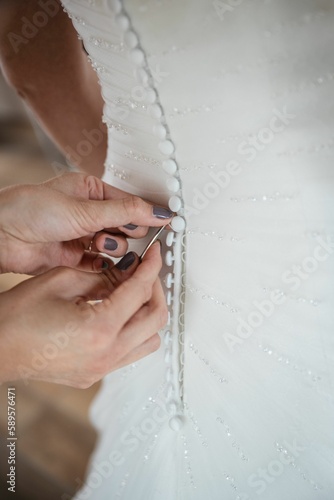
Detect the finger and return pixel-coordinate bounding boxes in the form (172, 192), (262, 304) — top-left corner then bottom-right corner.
(96, 224), (150, 240)
(76, 253), (111, 272)
(111, 333), (161, 371)
(44, 173), (129, 201)
(118, 224), (150, 239)
(101, 252), (140, 287)
(120, 277), (167, 350)
(92, 241), (162, 331)
(74, 196), (174, 237)
(90, 232), (129, 257)
(77, 250), (140, 281)
(43, 266), (117, 301)
(44, 174), (174, 239)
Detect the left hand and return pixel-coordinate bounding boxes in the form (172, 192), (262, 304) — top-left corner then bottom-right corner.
(0, 173), (173, 275)
(0, 242), (165, 387)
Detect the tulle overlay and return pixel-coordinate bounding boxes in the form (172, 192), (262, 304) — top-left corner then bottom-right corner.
(61, 0), (334, 498)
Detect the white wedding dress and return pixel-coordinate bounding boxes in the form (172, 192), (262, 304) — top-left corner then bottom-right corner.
(61, 1), (334, 498)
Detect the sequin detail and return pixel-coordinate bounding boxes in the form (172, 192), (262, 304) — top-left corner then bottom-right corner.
(87, 56), (110, 74)
(168, 101), (223, 118)
(262, 287), (320, 307)
(181, 433), (197, 489)
(216, 416), (249, 462)
(103, 115), (129, 135)
(124, 149), (160, 166)
(278, 136), (334, 157)
(104, 163), (130, 180)
(186, 228), (225, 241)
(89, 35), (124, 52)
(271, 72), (334, 99)
(184, 403), (208, 448)
(258, 344), (322, 384)
(180, 162), (217, 171)
(143, 433), (159, 462)
(185, 284), (239, 313)
(275, 442), (323, 491)
(115, 472), (130, 498)
(189, 343), (228, 384)
(231, 192), (297, 202)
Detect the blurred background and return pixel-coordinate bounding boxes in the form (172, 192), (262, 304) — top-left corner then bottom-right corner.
(0, 70), (99, 500)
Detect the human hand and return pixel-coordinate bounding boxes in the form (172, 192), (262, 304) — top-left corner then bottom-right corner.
(0, 172), (173, 274)
(0, 242), (166, 387)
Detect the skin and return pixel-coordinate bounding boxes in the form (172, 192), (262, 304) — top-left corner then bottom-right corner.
(0, 173), (173, 386)
(0, 0), (106, 176)
(0, 241), (165, 388)
(0, 4), (172, 387)
(0, 172), (173, 274)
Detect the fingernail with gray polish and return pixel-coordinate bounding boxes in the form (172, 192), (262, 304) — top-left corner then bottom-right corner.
(104, 238), (118, 251)
(153, 206), (174, 219)
(124, 223), (138, 230)
(116, 252), (136, 271)
(102, 260), (109, 270)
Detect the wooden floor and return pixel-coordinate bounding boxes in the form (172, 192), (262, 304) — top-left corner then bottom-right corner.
(0, 78), (99, 499)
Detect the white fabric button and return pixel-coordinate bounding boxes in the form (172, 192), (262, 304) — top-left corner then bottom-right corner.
(149, 104), (162, 119)
(166, 177), (180, 193)
(162, 159), (177, 175)
(168, 195), (182, 212)
(171, 216), (185, 232)
(131, 48), (145, 65)
(124, 30), (138, 48)
(165, 272), (173, 288)
(166, 400), (177, 414)
(153, 124), (167, 139)
(164, 347), (172, 363)
(165, 250), (174, 266)
(166, 383), (174, 398)
(169, 415), (184, 431)
(146, 88), (157, 103)
(135, 67), (149, 85)
(166, 367), (172, 382)
(159, 140), (174, 155)
(164, 330), (172, 345)
(166, 290), (172, 305)
(115, 14), (130, 31)
(166, 231), (175, 247)
(108, 0), (122, 13)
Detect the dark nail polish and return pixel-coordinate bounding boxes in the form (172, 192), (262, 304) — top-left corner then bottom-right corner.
(124, 223), (138, 230)
(153, 206), (174, 219)
(104, 238), (118, 251)
(102, 260), (109, 270)
(115, 252), (136, 271)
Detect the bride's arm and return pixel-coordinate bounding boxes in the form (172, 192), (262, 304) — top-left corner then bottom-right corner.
(0, 0), (107, 177)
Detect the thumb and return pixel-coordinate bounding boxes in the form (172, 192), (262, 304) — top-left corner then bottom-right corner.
(46, 251), (141, 302)
(74, 196), (173, 235)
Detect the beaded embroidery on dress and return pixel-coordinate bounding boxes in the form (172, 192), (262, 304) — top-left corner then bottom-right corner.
(61, 1), (334, 498)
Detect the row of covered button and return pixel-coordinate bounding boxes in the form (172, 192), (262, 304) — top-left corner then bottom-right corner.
(111, 0), (185, 232)
(113, 0), (185, 431)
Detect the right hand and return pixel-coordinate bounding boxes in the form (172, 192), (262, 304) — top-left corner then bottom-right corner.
(0, 173), (174, 275)
(0, 242), (166, 388)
